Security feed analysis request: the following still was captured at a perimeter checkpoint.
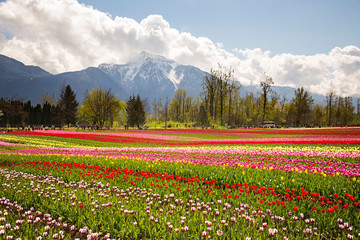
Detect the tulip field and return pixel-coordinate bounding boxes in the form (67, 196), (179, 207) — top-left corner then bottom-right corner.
(0, 128), (359, 239)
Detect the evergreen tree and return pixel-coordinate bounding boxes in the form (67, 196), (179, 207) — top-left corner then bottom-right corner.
(126, 95), (146, 128)
(134, 95), (146, 128)
(59, 85), (79, 127)
(50, 104), (61, 128)
(126, 95), (136, 127)
(32, 104), (42, 125)
(41, 101), (52, 125)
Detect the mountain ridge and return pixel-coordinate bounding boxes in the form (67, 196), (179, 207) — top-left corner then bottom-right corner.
(0, 52), (327, 104)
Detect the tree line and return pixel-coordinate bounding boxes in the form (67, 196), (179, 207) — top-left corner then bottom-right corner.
(149, 71), (359, 128)
(0, 84), (147, 129)
(1, 67), (360, 129)
(0, 85), (78, 128)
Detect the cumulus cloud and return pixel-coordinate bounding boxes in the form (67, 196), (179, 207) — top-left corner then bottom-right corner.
(232, 46), (360, 96)
(0, 0), (359, 96)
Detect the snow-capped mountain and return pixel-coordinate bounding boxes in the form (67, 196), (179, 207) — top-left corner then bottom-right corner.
(0, 52), (207, 103)
(98, 52), (206, 101)
(0, 52), (327, 105)
(100, 52), (180, 85)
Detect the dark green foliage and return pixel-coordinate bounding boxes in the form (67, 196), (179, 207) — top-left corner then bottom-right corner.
(0, 98), (28, 127)
(126, 95), (146, 128)
(0, 98), (59, 127)
(59, 85), (79, 127)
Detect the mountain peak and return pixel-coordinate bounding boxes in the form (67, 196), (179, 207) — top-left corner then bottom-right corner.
(94, 52), (206, 101)
(0, 53), (225, 105)
(98, 52), (176, 70)
(131, 51), (175, 65)
(137, 51), (154, 59)
(0, 53), (326, 105)
(0, 54), (52, 79)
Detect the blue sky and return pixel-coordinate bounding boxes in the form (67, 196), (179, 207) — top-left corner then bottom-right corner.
(78, 0), (360, 55)
(0, 0), (359, 95)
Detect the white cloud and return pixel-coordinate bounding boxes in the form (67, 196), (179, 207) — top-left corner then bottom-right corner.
(232, 47), (360, 96)
(0, 0), (359, 96)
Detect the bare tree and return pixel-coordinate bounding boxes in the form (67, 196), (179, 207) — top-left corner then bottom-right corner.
(170, 89), (187, 122)
(228, 77), (241, 126)
(201, 64), (234, 125)
(202, 72), (217, 121)
(326, 89), (336, 126)
(342, 96), (354, 126)
(164, 97), (169, 129)
(292, 87), (314, 126)
(259, 73), (274, 122)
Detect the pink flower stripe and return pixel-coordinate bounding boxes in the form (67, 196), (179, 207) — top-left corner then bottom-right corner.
(32, 130), (204, 141)
(25, 146), (360, 159)
(194, 138), (360, 144)
(115, 127), (360, 136)
(0, 140), (19, 147)
(5, 130), (360, 145)
(2, 140), (359, 159)
(3, 146), (360, 177)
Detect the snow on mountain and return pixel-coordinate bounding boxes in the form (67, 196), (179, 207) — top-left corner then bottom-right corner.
(98, 51), (207, 100)
(0, 52), (328, 104)
(168, 69), (183, 85)
(99, 51), (182, 86)
(97, 52), (326, 103)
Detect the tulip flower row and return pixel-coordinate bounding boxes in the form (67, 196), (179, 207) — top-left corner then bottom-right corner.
(6, 130), (360, 145)
(1, 144), (360, 178)
(146, 127), (360, 136)
(78, 127), (359, 137)
(2, 134), (360, 155)
(0, 197), (100, 240)
(0, 128), (359, 239)
(0, 155), (359, 239)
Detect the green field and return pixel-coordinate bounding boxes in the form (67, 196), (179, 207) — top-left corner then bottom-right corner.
(0, 128), (359, 239)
